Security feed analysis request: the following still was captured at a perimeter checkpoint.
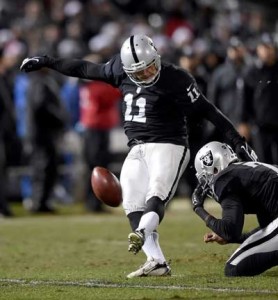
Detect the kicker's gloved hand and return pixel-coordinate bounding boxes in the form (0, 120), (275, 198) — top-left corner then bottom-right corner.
(20, 56), (51, 72)
(234, 139), (258, 162)
(192, 182), (208, 211)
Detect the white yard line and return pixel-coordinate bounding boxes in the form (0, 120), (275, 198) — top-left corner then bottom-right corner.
(0, 278), (276, 295)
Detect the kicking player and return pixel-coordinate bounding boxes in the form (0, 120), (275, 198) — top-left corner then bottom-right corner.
(20, 35), (256, 278)
(192, 141), (278, 276)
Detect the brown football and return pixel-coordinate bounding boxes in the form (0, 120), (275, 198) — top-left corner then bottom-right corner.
(91, 167), (122, 207)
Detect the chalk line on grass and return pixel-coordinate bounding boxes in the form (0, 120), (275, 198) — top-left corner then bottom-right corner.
(0, 278), (277, 295)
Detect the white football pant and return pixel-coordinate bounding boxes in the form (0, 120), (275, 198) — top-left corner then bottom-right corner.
(226, 216), (278, 275)
(120, 142), (190, 215)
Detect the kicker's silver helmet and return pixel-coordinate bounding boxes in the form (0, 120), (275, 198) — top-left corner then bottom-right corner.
(194, 142), (238, 186)
(120, 35), (161, 87)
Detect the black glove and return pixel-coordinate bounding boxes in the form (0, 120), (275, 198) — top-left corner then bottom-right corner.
(234, 139), (258, 162)
(192, 183), (208, 211)
(20, 55), (50, 72)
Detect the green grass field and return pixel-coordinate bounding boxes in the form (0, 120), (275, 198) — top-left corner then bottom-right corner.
(0, 199), (277, 300)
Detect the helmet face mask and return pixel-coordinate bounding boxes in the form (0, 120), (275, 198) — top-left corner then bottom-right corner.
(194, 142), (238, 187)
(120, 35), (161, 87)
(125, 60), (159, 86)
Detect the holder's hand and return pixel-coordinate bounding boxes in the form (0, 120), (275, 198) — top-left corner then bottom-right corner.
(204, 232), (228, 245)
(235, 140), (258, 162)
(192, 182), (208, 211)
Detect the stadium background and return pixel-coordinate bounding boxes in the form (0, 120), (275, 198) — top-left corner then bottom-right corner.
(1, 0), (278, 208)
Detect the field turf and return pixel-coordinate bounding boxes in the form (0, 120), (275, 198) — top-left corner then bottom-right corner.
(0, 199), (277, 300)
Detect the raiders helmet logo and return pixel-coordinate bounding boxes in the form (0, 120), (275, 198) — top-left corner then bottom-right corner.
(200, 150), (213, 166)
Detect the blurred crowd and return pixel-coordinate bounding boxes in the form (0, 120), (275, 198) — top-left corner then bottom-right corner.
(1, 0), (278, 216)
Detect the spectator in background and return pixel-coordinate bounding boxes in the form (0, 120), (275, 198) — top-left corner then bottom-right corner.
(20, 0), (49, 30)
(39, 22), (62, 57)
(59, 76), (80, 205)
(202, 45), (224, 78)
(14, 56), (32, 206)
(25, 67), (68, 213)
(207, 37), (251, 142)
(60, 77), (80, 129)
(242, 33), (278, 164)
(78, 53), (122, 212)
(3, 22), (32, 209)
(179, 47), (207, 94)
(0, 48), (17, 217)
(57, 19), (88, 59)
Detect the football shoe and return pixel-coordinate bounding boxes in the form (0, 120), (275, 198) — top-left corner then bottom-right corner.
(127, 258), (171, 278)
(128, 230), (144, 254)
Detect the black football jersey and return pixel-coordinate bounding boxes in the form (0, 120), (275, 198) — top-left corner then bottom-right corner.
(208, 161), (278, 241)
(100, 54), (206, 146)
(49, 54), (240, 147)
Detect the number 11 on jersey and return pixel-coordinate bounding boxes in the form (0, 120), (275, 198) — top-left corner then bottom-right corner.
(124, 93), (147, 123)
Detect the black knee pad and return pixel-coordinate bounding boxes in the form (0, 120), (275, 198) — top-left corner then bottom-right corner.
(127, 211), (143, 231)
(144, 196), (165, 222)
(225, 252), (278, 277)
(225, 263), (238, 277)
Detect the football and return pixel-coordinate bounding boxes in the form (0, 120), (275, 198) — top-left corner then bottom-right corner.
(91, 166), (122, 207)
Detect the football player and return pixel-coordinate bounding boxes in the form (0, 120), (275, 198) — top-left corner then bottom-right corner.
(20, 35), (257, 278)
(192, 141), (278, 276)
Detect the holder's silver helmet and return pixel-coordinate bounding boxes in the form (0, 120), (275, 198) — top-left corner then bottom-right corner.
(120, 35), (161, 87)
(194, 142), (238, 186)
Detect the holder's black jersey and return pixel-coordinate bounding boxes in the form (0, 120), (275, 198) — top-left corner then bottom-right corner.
(208, 162), (278, 242)
(48, 54), (240, 147)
